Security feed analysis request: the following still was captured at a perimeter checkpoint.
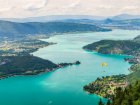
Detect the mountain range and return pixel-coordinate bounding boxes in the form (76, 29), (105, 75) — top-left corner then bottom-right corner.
(0, 21), (111, 38)
(0, 15), (106, 23)
(1, 14), (140, 23)
(0, 14), (140, 38)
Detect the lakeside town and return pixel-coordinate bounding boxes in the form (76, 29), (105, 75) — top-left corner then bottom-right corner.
(84, 75), (128, 100)
(0, 35), (55, 56)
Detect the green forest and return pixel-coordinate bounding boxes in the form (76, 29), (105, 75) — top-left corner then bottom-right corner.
(99, 80), (140, 105)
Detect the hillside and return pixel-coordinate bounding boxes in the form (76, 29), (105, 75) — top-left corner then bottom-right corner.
(133, 35), (140, 43)
(0, 55), (80, 78)
(0, 56), (58, 78)
(83, 36), (140, 83)
(83, 40), (140, 56)
(128, 64), (140, 84)
(83, 36), (140, 105)
(0, 21), (111, 38)
(101, 19), (140, 30)
(111, 80), (140, 105)
(98, 80), (140, 105)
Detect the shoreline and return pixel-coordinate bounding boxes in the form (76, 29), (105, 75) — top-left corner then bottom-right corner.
(83, 74), (128, 100)
(47, 29), (112, 36)
(84, 48), (133, 58)
(0, 66), (63, 80)
(82, 51), (133, 100)
(0, 61), (81, 80)
(0, 34), (80, 81)
(82, 37), (140, 99)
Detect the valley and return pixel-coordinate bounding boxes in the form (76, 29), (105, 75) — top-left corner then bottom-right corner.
(0, 15), (140, 105)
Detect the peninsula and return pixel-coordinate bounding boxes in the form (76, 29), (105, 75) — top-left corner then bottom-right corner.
(0, 35), (81, 79)
(0, 55), (81, 79)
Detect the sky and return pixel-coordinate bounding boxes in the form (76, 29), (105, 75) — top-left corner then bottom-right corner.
(0, 0), (140, 18)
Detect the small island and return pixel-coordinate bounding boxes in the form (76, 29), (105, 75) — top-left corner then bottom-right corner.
(58, 61), (81, 67)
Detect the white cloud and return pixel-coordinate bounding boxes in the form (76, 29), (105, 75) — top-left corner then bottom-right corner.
(68, 0), (81, 8)
(23, 0), (48, 11)
(122, 6), (139, 11)
(0, 7), (12, 12)
(0, 0), (139, 18)
(98, 5), (115, 9)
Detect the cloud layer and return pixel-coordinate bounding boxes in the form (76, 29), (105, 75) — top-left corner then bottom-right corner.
(0, 0), (139, 18)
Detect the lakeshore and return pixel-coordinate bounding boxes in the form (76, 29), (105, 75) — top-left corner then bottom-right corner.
(0, 35), (80, 80)
(0, 55), (81, 80)
(82, 34), (140, 102)
(0, 30), (140, 105)
(83, 74), (128, 99)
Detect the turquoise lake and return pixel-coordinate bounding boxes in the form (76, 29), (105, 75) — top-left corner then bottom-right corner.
(0, 29), (140, 105)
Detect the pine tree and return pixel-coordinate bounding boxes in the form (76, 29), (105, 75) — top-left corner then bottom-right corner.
(128, 98), (133, 105)
(106, 100), (111, 105)
(98, 98), (104, 105)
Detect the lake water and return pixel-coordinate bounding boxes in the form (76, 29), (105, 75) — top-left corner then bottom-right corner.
(0, 29), (140, 105)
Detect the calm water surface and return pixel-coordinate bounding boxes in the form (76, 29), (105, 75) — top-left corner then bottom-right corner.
(0, 29), (140, 105)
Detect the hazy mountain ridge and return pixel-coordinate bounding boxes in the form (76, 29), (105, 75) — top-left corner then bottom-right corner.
(1, 14), (140, 23)
(0, 14), (140, 35)
(110, 14), (140, 20)
(0, 15), (106, 23)
(0, 20), (111, 38)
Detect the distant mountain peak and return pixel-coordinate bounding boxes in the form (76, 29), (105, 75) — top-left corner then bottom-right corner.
(111, 14), (140, 20)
